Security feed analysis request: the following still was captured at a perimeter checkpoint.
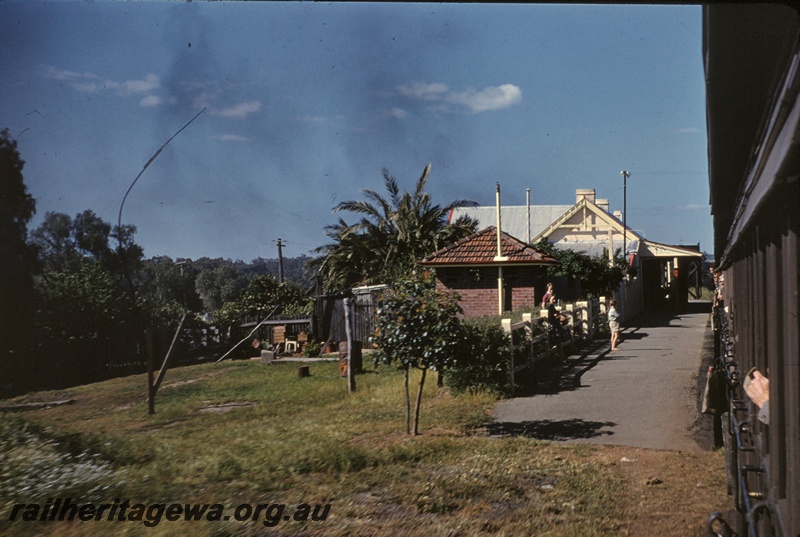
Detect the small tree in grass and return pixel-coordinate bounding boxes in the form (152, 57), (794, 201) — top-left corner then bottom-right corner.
(372, 273), (464, 435)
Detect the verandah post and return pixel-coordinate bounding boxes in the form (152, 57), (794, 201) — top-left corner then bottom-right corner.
(344, 298), (356, 393)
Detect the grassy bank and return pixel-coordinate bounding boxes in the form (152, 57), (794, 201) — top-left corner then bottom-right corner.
(1, 359), (728, 536)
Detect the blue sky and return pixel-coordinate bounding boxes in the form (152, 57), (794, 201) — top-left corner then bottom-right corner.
(0, 2), (712, 261)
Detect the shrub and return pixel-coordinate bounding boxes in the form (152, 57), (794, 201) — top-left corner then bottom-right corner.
(446, 321), (512, 397)
(304, 339), (322, 358)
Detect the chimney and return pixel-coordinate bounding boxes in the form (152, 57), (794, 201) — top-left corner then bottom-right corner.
(576, 188), (596, 203)
(613, 210), (623, 220)
(596, 199), (609, 212)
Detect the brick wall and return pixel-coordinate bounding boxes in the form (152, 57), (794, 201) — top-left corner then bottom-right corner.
(435, 266), (542, 317)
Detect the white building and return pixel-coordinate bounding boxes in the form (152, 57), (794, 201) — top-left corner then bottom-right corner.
(450, 188), (705, 320)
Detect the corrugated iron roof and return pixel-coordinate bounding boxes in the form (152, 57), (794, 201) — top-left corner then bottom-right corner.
(449, 205), (572, 242)
(421, 226), (559, 266)
(552, 240), (622, 258)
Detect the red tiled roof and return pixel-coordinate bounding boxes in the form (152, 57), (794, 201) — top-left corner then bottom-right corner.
(421, 226), (559, 266)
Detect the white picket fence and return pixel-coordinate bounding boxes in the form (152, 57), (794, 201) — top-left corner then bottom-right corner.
(501, 297), (611, 394)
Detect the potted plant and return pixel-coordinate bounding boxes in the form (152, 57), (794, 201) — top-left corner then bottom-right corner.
(304, 339), (322, 358)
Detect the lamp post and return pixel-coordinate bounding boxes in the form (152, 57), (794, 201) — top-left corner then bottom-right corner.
(620, 170), (630, 258)
(620, 170), (630, 320)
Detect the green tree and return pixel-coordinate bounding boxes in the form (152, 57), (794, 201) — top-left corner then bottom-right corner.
(37, 263), (140, 387)
(309, 217), (384, 293)
(195, 264), (249, 312)
(215, 275), (312, 329)
(309, 164), (477, 292)
(135, 256), (204, 314)
(30, 210), (143, 282)
(28, 212), (76, 271)
(533, 239), (625, 298)
(0, 128), (38, 391)
(372, 273), (465, 435)
(29, 210), (156, 390)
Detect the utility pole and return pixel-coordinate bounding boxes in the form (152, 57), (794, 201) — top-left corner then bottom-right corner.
(620, 170), (630, 321)
(276, 238), (285, 284)
(620, 170), (630, 258)
(526, 188), (531, 244)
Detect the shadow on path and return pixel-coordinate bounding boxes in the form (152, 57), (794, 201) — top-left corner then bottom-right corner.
(515, 340), (626, 397)
(486, 418), (616, 440)
(487, 302), (715, 447)
(617, 331), (650, 340)
(521, 306), (714, 398)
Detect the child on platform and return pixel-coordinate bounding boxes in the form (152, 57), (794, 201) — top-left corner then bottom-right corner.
(608, 299), (620, 350)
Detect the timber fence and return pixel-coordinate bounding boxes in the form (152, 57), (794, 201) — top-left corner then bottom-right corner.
(501, 297), (611, 395)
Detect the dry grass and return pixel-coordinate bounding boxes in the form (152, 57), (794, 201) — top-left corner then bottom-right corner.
(0, 360), (732, 536)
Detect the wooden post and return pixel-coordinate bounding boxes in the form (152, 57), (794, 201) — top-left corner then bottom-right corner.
(152, 313), (187, 396)
(497, 266), (504, 316)
(344, 298), (356, 392)
(576, 301), (589, 341)
(501, 318), (513, 395)
(522, 313), (533, 366)
(565, 304), (575, 346)
(146, 329), (155, 415)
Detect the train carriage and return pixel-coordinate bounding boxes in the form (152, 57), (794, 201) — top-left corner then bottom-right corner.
(704, 5), (800, 536)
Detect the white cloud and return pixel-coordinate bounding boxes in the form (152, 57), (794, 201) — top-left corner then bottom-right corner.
(211, 100), (263, 119)
(389, 107), (408, 119)
(396, 82), (449, 101)
(139, 95), (173, 108)
(72, 81), (101, 93)
(43, 66), (160, 96)
(118, 73), (160, 95)
(212, 134), (251, 142)
(395, 81), (522, 113)
(448, 84), (523, 112)
(139, 95), (161, 107)
(43, 66), (88, 81)
(43, 66), (100, 92)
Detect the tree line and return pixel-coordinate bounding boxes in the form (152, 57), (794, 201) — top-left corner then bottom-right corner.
(0, 129), (317, 395)
(2, 127), (624, 423)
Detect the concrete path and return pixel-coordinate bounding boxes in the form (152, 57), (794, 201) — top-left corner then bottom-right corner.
(491, 303), (713, 452)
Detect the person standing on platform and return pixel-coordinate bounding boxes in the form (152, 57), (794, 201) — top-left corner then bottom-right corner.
(608, 299), (620, 350)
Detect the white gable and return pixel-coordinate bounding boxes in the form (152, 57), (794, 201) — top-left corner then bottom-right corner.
(639, 240), (703, 259)
(453, 196), (647, 258)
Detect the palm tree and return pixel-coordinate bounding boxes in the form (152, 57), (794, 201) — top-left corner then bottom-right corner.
(309, 164), (478, 292)
(308, 217), (386, 293)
